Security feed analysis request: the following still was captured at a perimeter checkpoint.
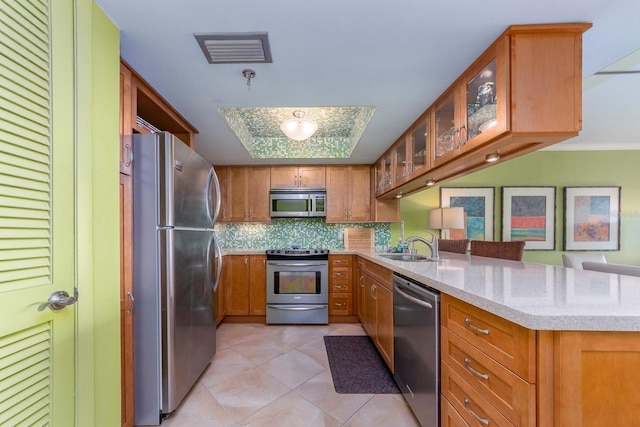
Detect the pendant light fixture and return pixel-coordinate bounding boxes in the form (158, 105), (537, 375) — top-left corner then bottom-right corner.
(280, 111), (318, 141)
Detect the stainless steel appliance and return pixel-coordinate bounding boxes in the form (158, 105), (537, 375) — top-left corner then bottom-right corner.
(269, 189), (326, 218)
(133, 132), (222, 426)
(392, 273), (440, 427)
(265, 249), (329, 324)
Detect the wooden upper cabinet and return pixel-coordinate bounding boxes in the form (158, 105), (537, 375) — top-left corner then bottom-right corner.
(226, 166), (271, 222)
(392, 111), (431, 188)
(119, 63), (133, 175)
(270, 166), (325, 189)
(431, 23), (591, 174)
(374, 149), (394, 197)
(376, 23), (591, 198)
(326, 166), (371, 222)
(120, 60), (197, 149)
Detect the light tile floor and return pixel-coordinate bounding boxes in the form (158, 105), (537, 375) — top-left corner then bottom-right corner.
(161, 323), (421, 427)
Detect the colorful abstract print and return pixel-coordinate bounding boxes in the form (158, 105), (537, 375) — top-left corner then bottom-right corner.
(510, 196), (546, 241)
(573, 195), (611, 242)
(450, 196), (485, 240)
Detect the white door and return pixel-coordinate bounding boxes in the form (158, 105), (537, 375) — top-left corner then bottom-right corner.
(0, 0), (77, 425)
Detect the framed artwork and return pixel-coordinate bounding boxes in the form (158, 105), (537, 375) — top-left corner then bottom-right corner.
(440, 187), (494, 241)
(501, 186), (556, 250)
(563, 186), (621, 251)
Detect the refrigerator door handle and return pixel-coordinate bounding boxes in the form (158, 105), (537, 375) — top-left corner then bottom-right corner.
(212, 235), (222, 292)
(208, 169), (221, 225)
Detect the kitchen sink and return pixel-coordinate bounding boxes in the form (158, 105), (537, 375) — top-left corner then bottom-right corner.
(378, 254), (436, 262)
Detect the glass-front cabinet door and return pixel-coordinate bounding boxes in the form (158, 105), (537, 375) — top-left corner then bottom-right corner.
(459, 36), (508, 152)
(432, 87), (461, 168)
(465, 58), (497, 141)
(375, 149), (394, 196)
(410, 113), (429, 178)
(393, 135), (409, 184)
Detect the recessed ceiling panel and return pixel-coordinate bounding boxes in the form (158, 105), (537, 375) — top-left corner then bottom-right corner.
(219, 106), (376, 158)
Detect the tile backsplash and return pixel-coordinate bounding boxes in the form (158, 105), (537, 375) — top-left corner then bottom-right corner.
(215, 219), (391, 250)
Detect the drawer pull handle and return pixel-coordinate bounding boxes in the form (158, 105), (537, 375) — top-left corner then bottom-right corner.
(465, 318), (489, 335)
(335, 302), (346, 306)
(464, 358), (489, 380)
(336, 272), (345, 276)
(335, 285), (346, 289)
(464, 398), (490, 425)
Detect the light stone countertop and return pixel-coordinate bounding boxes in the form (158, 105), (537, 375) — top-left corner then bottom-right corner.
(355, 250), (640, 332)
(221, 248), (640, 331)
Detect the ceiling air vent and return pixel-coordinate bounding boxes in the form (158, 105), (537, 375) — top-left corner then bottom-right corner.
(194, 32), (272, 64)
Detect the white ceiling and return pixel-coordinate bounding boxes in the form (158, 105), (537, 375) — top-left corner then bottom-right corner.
(95, 0), (640, 165)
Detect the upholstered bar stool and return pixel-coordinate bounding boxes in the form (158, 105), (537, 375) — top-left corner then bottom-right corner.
(438, 239), (470, 254)
(561, 253), (607, 269)
(470, 240), (525, 261)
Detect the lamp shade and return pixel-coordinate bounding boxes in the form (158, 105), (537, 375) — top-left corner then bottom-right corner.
(429, 207), (464, 229)
(442, 207), (465, 229)
(280, 111), (318, 141)
(429, 208), (443, 229)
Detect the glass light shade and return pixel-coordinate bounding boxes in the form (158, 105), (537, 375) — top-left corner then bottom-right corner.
(280, 111), (318, 141)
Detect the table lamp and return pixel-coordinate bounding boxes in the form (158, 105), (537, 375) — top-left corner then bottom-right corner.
(429, 207), (465, 238)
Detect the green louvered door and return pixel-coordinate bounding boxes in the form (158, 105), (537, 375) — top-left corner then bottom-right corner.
(0, 0), (76, 425)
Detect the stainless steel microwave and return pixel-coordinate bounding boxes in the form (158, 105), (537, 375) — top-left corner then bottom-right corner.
(269, 189), (326, 218)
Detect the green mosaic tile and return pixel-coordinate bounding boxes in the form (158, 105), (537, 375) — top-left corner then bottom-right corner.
(219, 106), (375, 159)
(215, 219), (390, 250)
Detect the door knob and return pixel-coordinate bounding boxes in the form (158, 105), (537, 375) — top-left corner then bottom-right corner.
(38, 288), (78, 312)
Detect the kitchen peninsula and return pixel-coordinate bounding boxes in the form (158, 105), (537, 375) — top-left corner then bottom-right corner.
(362, 250), (640, 427)
(220, 249), (640, 426)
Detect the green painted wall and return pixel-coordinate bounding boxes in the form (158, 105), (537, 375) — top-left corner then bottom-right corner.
(74, 2), (121, 426)
(91, 4), (121, 425)
(395, 150), (640, 265)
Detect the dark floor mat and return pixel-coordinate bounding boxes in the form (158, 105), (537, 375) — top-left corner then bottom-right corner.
(323, 335), (399, 394)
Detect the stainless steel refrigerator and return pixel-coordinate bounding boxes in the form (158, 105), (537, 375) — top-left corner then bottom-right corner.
(132, 132), (222, 425)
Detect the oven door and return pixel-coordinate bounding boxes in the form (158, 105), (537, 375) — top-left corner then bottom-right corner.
(266, 260), (328, 305)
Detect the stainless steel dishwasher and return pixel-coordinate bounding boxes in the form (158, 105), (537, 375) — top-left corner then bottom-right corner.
(393, 273), (440, 427)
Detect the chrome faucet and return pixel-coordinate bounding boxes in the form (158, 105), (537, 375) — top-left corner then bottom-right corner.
(406, 232), (439, 259)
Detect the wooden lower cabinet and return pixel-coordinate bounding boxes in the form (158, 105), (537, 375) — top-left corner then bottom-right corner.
(550, 331), (640, 427)
(329, 255), (354, 316)
(119, 173), (134, 427)
(224, 255), (266, 316)
(358, 258), (394, 370)
(441, 396), (471, 427)
(213, 256), (226, 325)
(442, 294), (640, 426)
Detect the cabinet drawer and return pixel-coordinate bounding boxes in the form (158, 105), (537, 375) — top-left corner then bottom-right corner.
(330, 267), (351, 288)
(442, 328), (536, 426)
(330, 280), (352, 293)
(330, 254), (352, 268)
(362, 259), (392, 290)
(441, 294), (536, 382)
(329, 293), (352, 315)
(442, 396), (471, 427)
(442, 362), (514, 427)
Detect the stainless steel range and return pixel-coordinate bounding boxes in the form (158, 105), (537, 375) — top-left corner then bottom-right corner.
(265, 249), (329, 324)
